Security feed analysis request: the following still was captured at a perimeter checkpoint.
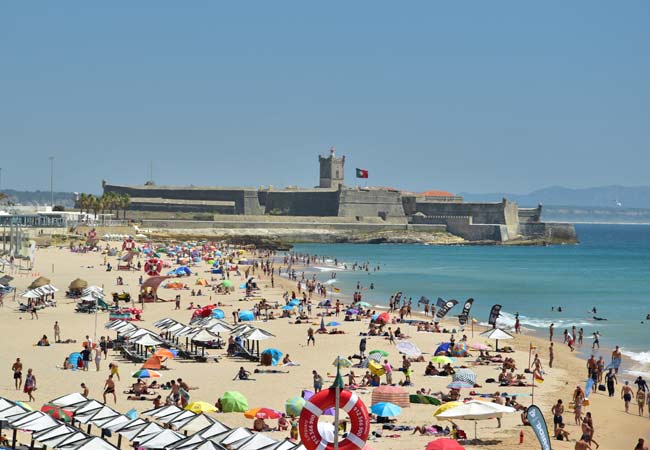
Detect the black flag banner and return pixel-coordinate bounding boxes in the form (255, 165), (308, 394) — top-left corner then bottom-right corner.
(435, 299), (458, 323)
(458, 298), (474, 325)
(436, 297), (446, 308)
(488, 304), (502, 328)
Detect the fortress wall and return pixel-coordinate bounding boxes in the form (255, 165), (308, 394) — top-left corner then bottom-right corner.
(413, 201), (508, 224)
(210, 214), (407, 224)
(129, 201), (235, 214)
(139, 219), (410, 232)
(518, 206), (543, 223)
(104, 184), (261, 215)
(337, 190), (405, 218)
(519, 222), (578, 242)
(409, 215), (508, 241)
(264, 191), (340, 216)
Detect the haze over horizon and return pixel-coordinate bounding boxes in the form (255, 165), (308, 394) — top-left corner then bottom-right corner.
(1, 2), (648, 194)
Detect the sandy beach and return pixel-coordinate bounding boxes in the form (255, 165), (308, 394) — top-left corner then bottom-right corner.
(1, 243), (649, 450)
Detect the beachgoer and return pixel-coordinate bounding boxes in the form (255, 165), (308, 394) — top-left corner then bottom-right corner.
(11, 358), (23, 390)
(307, 327), (315, 346)
(388, 327), (395, 344)
(312, 370), (323, 393)
(549, 343), (554, 368)
(93, 347), (101, 371)
(605, 369), (617, 397)
(54, 321), (61, 342)
(592, 332), (600, 349)
(109, 362), (120, 381)
(573, 386), (585, 425)
(555, 423), (570, 441)
(23, 368), (36, 402)
(637, 389), (646, 416)
(611, 346), (622, 374)
(551, 399), (564, 434)
(383, 360), (393, 385)
(549, 323), (554, 342)
(622, 381), (634, 413)
(80, 383), (89, 397)
(635, 438), (648, 450)
(634, 376), (648, 392)
(103, 374), (116, 404)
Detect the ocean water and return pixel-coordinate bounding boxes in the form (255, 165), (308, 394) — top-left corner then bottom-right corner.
(289, 224), (650, 374)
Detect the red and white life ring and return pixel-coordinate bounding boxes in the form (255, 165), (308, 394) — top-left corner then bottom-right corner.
(144, 258), (162, 276)
(299, 388), (370, 450)
(122, 238), (135, 251)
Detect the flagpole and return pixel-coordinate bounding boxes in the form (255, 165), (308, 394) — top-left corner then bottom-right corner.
(333, 358), (343, 450)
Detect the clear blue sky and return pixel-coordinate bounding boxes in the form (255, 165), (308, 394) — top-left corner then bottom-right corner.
(1, 2), (648, 195)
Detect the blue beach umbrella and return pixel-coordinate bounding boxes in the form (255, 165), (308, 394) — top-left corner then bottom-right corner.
(212, 309), (225, 319)
(288, 299), (301, 307)
(261, 348), (283, 366)
(239, 310), (254, 321)
(326, 321), (341, 327)
(446, 381), (474, 390)
(370, 402), (402, 417)
(282, 305), (295, 311)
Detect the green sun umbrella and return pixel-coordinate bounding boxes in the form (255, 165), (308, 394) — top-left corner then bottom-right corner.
(221, 280), (233, 288)
(369, 349), (389, 357)
(285, 397), (306, 417)
(220, 391), (249, 413)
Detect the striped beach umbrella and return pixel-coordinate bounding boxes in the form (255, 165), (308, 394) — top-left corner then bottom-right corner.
(132, 369), (161, 378)
(285, 397), (305, 417)
(452, 369), (477, 386)
(332, 357), (352, 368)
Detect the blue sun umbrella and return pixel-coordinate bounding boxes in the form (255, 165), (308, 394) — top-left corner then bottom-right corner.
(446, 381), (474, 390)
(288, 299), (301, 307)
(238, 310), (254, 321)
(212, 309), (225, 319)
(326, 321), (341, 327)
(261, 348), (283, 366)
(282, 305), (295, 311)
(370, 402), (402, 417)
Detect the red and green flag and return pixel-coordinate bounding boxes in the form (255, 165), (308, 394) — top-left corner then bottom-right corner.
(356, 168), (369, 179)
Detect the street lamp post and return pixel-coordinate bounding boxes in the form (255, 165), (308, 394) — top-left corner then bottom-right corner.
(49, 157), (54, 207)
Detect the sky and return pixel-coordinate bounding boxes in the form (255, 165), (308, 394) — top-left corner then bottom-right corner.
(1, 2), (649, 195)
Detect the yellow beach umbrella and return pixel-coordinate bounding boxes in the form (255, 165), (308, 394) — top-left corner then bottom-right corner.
(433, 401), (463, 417)
(431, 356), (454, 365)
(185, 401), (218, 414)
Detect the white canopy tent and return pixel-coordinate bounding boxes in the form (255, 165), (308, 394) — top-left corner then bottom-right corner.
(50, 392), (89, 408)
(136, 429), (184, 449)
(479, 328), (514, 351)
(58, 436), (120, 450)
(230, 433), (277, 450)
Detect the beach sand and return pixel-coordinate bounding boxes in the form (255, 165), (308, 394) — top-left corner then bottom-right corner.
(1, 244), (648, 450)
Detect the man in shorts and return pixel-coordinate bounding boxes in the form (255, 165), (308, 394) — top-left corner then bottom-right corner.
(551, 399), (564, 435)
(621, 380), (634, 413)
(103, 374), (116, 404)
(11, 358), (23, 390)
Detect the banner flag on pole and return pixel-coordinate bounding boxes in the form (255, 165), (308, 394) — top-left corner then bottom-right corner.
(526, 405), (552, 450)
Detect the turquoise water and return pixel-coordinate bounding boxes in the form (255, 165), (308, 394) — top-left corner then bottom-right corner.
(290, 224), (650, 374)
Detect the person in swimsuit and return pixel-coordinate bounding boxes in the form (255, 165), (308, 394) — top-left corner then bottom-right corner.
(23, 368), (36, 402)
(637, 389), (646, 416)
(551, 399), (564, 435)
(11, 358), (23, 390)
(622, 381), (634, 413)
(103, 374), (116, 404)
(605, 369), (617, 397)
(80, 383), (89, 397)
(573, 386), (585, 425)
(108, 362), (120, 381)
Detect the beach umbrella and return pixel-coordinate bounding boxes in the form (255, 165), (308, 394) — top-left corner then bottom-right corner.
(369, 349), (389, 357)
(15, 401), (33, 411)
(346, 308), (359, 315)
(435, 400), (516, 439)
(431, 355), (454, 365)
(396, 341), (422, 358)
(356, 302), (372, 308)
(28, 276), (51, 289)
(221, 280), (233, 288)
(368, 353), (385, 365)
(326, 321), (342, 327)
(68, 278), (88, 290)
(131, 369), (161, 378)
(285, 397), (305, 417)
(469, 343), (490, 351)
(434, 343), (452, 355)
(302, 391), (335, 416)
(244, 408), (282, 419)
(260, 348), (283, 366)
(281, 305), (295, 311)
(369, 402), (402, 418)
(371, 385), (410, 408)
(452, 369), (477, 386)
(220, 391), (249, 413)
(375, 312), (390, 324)
(154, 348), (176, 359)
(40, 404), (73, 422)
(332, 357), (352, 368)
(185, 402), (218, 414)
(446, 381), (474, 390)
(479, 328), (514, 351)
(212, 309), (225, 319)
(425, 438), (465, 450)
(433, 402), (464, 417)
(288, 299), (301, 307)
(238, 310), (254, 321)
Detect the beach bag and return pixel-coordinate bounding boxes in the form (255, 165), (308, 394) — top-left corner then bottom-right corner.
(598, 384), (606, 391)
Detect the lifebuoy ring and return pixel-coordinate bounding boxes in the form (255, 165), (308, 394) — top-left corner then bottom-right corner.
(122, 239), (135, 251)
(299, 388), (369, 450)
(144, 258), (162, 276)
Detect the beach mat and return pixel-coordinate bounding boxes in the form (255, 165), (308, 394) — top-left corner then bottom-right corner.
(409, 394), (441, 405)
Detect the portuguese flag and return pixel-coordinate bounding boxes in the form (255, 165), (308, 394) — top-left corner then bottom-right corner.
(356, 168), (369, 179)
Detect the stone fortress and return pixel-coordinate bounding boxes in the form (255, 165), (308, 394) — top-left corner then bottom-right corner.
(103, 149), (577, 244)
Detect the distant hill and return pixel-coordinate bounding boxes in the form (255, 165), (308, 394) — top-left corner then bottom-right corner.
(460, 185), (650, 209)
(0, 189), (77, 207)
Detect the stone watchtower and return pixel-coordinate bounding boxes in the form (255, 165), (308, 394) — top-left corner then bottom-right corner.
(319, 147), (345, 189)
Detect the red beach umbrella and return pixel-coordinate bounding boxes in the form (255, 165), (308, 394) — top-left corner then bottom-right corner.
(425, 438), (465, 450)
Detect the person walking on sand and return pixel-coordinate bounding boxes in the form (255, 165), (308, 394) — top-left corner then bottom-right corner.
(103, 374), (116, 404)
(636, 389), (646, 416)
(312, 370), (323, 393)
(93, 346), (101, 371)
(307, 327), (315, 346)
(383, 359), (393, 385)
(549, 343), (554, 368)
(108, 362), (120, 381)
(549, 323), (554, 342)
(622, 381), (634, 413)
(388, 327), (395, 344)
(11, 358), (23, 390)
(23, 368), (36, 402)
(54, 321), (61, 343)
(605, 369), (617, 397)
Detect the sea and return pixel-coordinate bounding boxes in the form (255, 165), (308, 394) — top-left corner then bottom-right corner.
(288, 224), (650, 377)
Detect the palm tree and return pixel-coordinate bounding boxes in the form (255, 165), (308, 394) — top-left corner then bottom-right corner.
(0, 192), (7, 204)
(76, 193), (88, 213)
(90, 195), (100, 217)
(119, 194), (131, 220)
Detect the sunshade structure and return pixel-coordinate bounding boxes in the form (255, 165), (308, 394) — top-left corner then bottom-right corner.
(58, 437), (120, 450)
(332, 356), (352, 368)
(22, 284), (58, 299)
(220, 391), (249, 413)
(425, 438), (465, 450)
(41, 403), (74, 422)
(261, 348), (283, 366)
(229, 433), (277, 450)
(137, 429), (185, 449)
(285, 397), (305, 417)
(452, 369), (477, 387)
(6, 410), (59, 432)
(32, 424), (83, 447)
(69, 278), (89, 291)
(371, 385), (410, 408)
(369, 402), (402, 418)
(28, 276), (51, 289)
(396, 341), (422, 358)
(243, 408), (281, 420)
(479, 328), (514, 351)
(172, 414), (222, 434)
(132, 369), (161, 379)
(436, 400), (516, 439)
(185, 401), (218, 414)
(238, 310), (254, 321)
